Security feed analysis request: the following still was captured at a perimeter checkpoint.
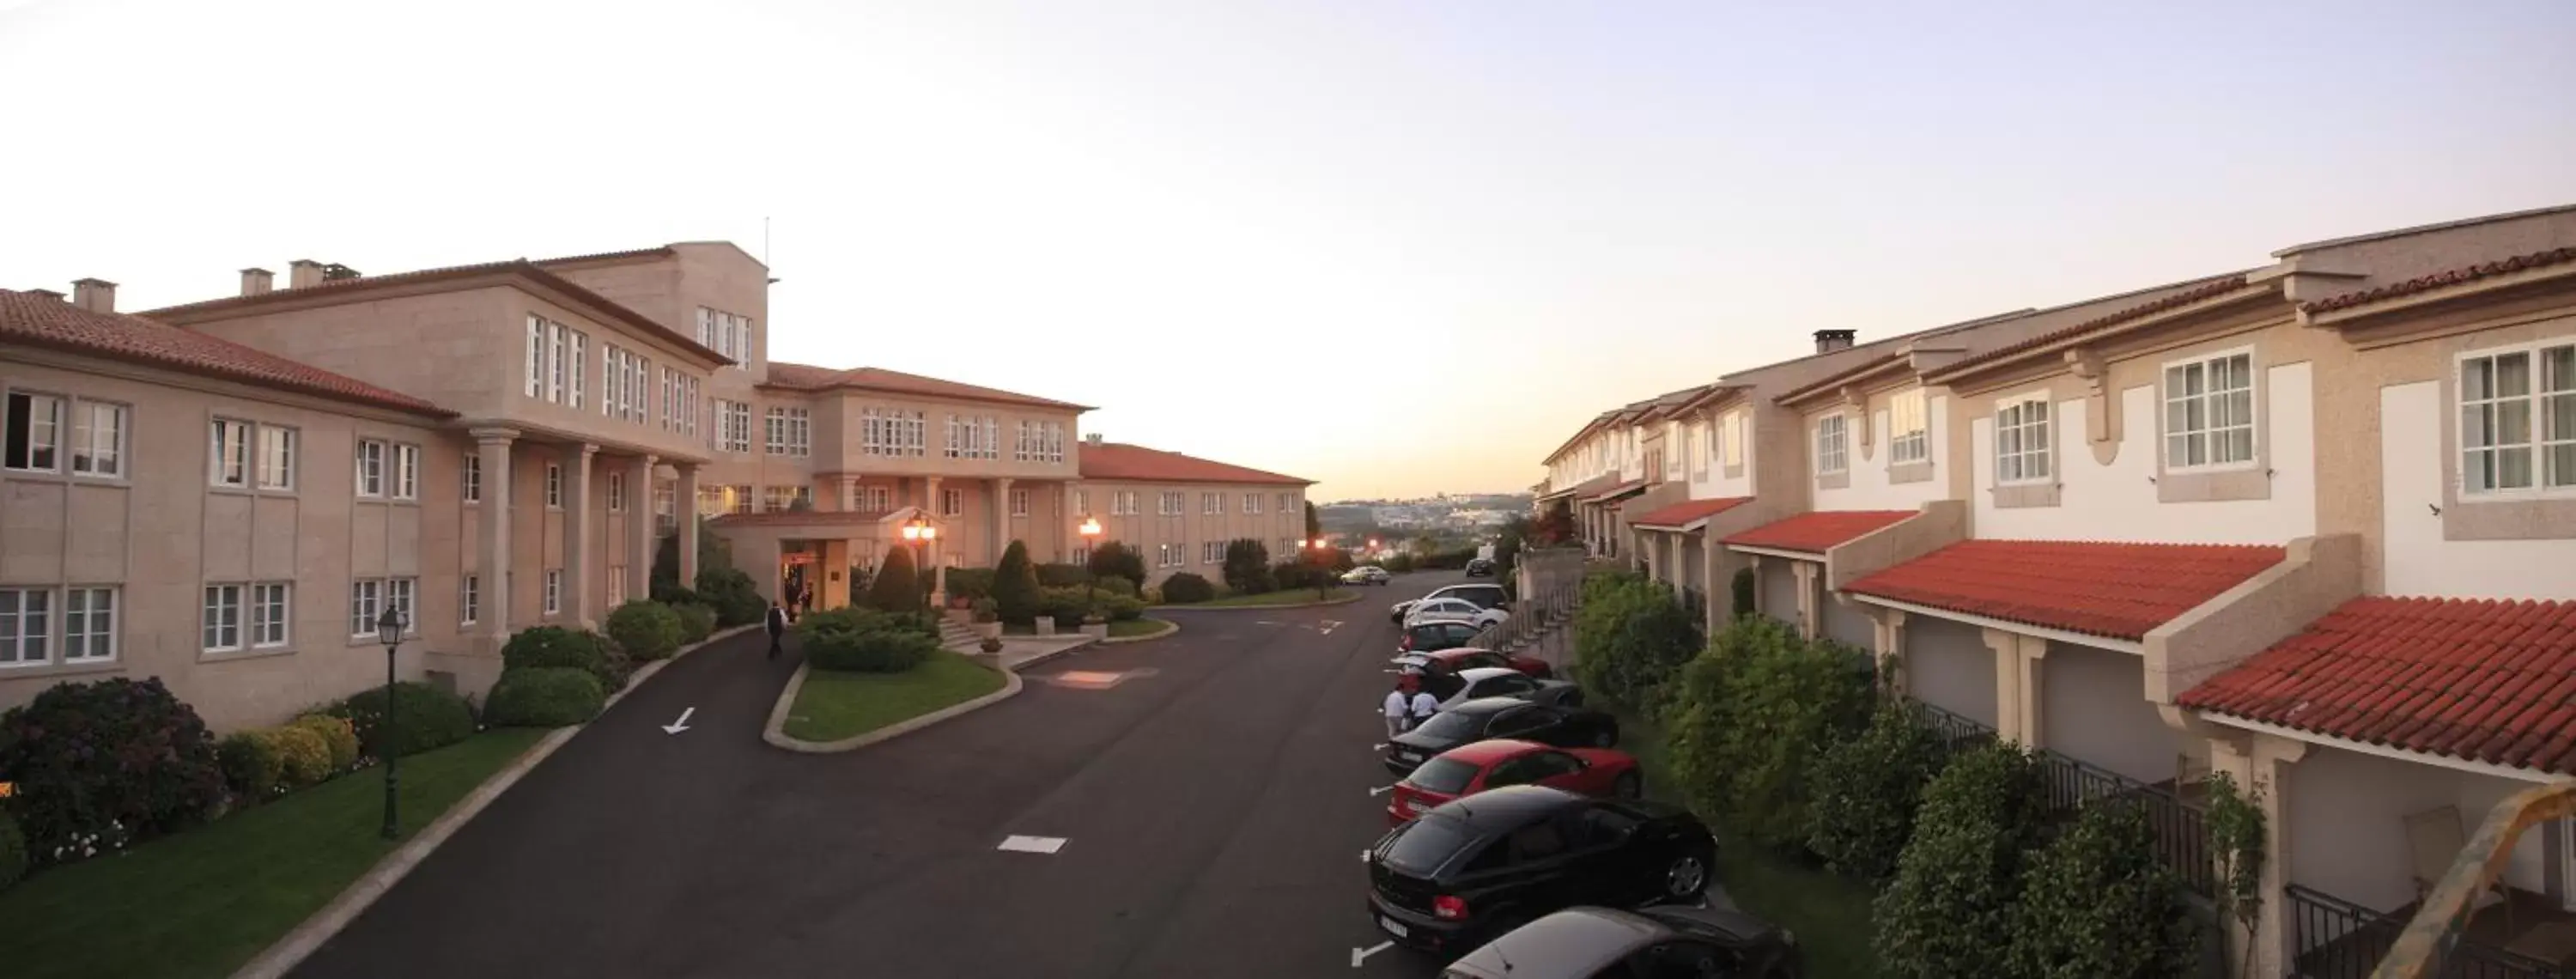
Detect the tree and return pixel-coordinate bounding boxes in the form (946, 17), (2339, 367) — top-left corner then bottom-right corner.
(1874, 740), (2053, 979)
(1088, 541), (1146, 592)
(867, 546), (922, 615)
(1222, 538), (1273, 594)
(1807, 695), (1952, 881)
(1530, 502), (1575, 546)
(991, 539), (1042, 625)
(2008, 798), (2199, 979)
(1304, 500), (1321, 541)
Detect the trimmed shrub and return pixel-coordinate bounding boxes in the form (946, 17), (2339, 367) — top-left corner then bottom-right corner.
(867, 546), (923, 614)
(1570, 574), (1703, 719)
(270, 725), (333, 787)
(1807, 697), (1953, 881)
(0, 810), (25, 892)
(485, 668), (608, 727)
(673, 602), (718, 643)
(1094, 575), (1139, 599)
(290, 714), (362, 771)
(330, 681), (476, 759)
(606, 600), (686, 661)
(993, 540), (1043, 625)
(970, 597), (999, 623)
(944, 566), (997, 602)
(1036, 562), (1090, 588)
(1223, 539), (1274, 594)
(695, 566), (767, 626)
(503, 626), (621, 692)
(653, 582), (704, 607)
(0, 678), (225, 866)
(1088, 542), (1146, 592)
(1383, 553), (1417, 573)
(1038, 587), (1092, 627)
(804, 617), (941, 672)
(1160, 572), (1217, 604)
(2008, 798), (2199, 979)
(1874, 740), (2053, 979)
(1099, 593), (1147, 622)
(1665, 616), (1874, 849)
(1272, 561), (1315, 592)
(216, 730), (286, 801)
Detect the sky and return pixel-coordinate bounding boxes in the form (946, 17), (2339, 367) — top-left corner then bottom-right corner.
(4, 1), (2574, 502)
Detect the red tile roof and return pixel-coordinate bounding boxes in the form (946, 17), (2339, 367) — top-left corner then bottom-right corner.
(1585, 478), (1647, 502)
(1723, 510), (1916, 554)
(1, 290), (453, 417)
(1078, 441), (1310, 485)
(760, 362), (1092, 410)
(1844, 539), (2285, 641)
(2301, 247), (2576, 314)
(1927, 275), (2255, 380)
(1630, 496), (1753, 529)
(2177, 597), (2576, 775)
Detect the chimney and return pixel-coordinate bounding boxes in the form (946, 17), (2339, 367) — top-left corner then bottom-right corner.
(71, 277), (118, 313)
(240, 267), (274, 296)
(1084, 433), (1103, 446)
(1814, 329), (1856, 354)
(288, 258), (326, 289)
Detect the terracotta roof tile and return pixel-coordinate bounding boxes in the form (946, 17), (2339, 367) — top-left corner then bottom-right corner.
(759, 362), (1091, 410)
(2178, 597), (2576, 775)
(1723, 510), (1916, 553)
(2301, 247), (2576, 314)
(1, 289), (452, 417)
(1844, 538), (2284, 641)
(1631, 496), (1753, 529)
(1773, 355), (1905, 406)
(1078, 441), (1309, 485)
(1928, 275), (2254, 380)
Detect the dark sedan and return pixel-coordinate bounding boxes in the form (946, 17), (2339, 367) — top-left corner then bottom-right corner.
(1441, 903), (1803, 979)
(1366, 785), (1718, 957)
(1385, 696), (1618, 775)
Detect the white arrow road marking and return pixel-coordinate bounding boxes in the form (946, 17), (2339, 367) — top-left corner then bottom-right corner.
(996, 835), (1067, 854)
(1352, 941), (1394, 967)
(1368, 785), (1394, 797)
(661, 707), (695, 734)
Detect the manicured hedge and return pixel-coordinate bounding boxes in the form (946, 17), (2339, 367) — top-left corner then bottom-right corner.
(1160, 572), (1217, 604)
(696, 567), (769, 626)
(484, 668), (608, 727)
(607, 600), (686, 661)
(0, 811), (25, 892)
(0, 678), (225, 867)
(674, 602), (718, 643)
(945, 566), (998, 602)
(2008, 798), (2199, 979)
(1807, 696), (1952, 881)
(1571, 572), (1703, 719)
(1035, 562), (1090, 588)
(216, 730), (285, 800)
(800, 609), (942, 672)
(502, 626), (621, 692)
(270, 725), (333, 787)
(1098, 593), (1146, 622)
(1037, 587), (1092, 626)
(992, 541), (1042, 625)
(1874, 740), (2053, 979)
(330, 681), (477, 759)
(289, 714), (361, 771)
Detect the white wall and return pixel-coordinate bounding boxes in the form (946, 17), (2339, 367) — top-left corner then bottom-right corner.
(1908, 617), (1999, 727)
(1817, 393), (1953, 512)
(2038, 642), (2179, 786)
(2380, 380), (2576, 600)
(2286, 744), (2548, 913)
(1759, 559), (1801, 629)
(1690, 408), (1755, 501)
(1822, 595), (1874, 650)
(1971, 364), (2318, 544)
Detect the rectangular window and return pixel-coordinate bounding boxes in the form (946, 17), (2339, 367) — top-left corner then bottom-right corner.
(1075, 490), (1090, 515)
(1815, 415), (1849, 476)
(608, 471), (627, 511)
(526, 315), (544, 398)
(1115, 490), (1138, 515)
(1244, 493), (1262, 514)
(945, 414), (963, 459)
(464, 454), (482, 503)
(545, 463), (563, 508)
(258, 426), (296, 490)
(1014, 420), (1031, 462)
(70, 401), (124, 477)
(941, 488), (963, 517)
(1010, 489), (1029, 516)
(608, 567), (626, 605)
(461, 575), (480, 626)
(209, 417), (251, 486)
(1888, 389), (1929, 465)
(355, 439), (387, 497)
(983, 417), (999, 459)
(570, 331), (587, 410)
(731, 485), (756, 514)
(386, 577), (416, 635)
(866, 485), (891, 511)
(1995, 397), (2053, 485)
(766, 407), (811, 456)
(64, 587), (115, 661)
(2164, 350), (2257, 470)
(549, 321), (568, 404)
(251, 582), (289, 648)
(1724, 413), (1745, 468)
(348, 579), (381, 638)
(1279, 492), (1294, 514)
(717, 400), (753, 453)
(1203, 492), (1223, 514)
(2460, 343), (2576, 495)
(0, 587), (52, 665)
(544, 570), (562, 615)
(393, 444), (419, 500)
(1157, 492), (1178, 516)
(204, 583), (243, 653)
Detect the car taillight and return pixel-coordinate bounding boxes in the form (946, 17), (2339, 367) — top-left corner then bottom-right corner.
(1433, 895), (1468, 921)
(1399, 635), (1413, 651)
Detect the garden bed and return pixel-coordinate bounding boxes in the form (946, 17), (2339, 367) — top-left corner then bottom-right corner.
(1164, 587), (1353, 609)
(781, 651), (1006, 742)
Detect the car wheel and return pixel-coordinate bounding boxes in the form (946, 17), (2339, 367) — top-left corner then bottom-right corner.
(1613, 770), (1642, 798)
(1592, 729), (1615, 748)
(1663, 854), (1710, 900)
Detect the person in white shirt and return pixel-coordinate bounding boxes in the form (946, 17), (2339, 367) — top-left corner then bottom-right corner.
(1383, 678), (1411, 738)
(1407, 688), (1442, 730)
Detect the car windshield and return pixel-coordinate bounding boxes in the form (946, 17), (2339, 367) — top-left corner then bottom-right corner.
(1406, 757), (1480, 795)
(1416, 711), (1481, 739)
(1382, 815), (1480, 875)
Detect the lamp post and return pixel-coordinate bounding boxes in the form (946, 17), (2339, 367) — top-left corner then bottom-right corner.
(1078, 516), (1104, 616)
(901, 516), (936, 627)
(374, 605), (405, 841)
(1305, 538), (1333, 600)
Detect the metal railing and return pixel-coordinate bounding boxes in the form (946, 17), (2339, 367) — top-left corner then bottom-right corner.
(2293, 885), (2563, 979)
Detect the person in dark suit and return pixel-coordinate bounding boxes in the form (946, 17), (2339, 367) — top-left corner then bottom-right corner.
(765, 601), (790, 660)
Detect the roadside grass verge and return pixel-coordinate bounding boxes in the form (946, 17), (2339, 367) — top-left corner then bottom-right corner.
(783, 650), (1005, 742)
(0, 727), (550, 979)
(1169, 587), (1353, 609)
(1619, 712), (1884, 979)
(1109, 617), (1176, 639)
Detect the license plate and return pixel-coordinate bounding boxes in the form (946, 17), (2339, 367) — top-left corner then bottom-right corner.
(1395, 751), (1420, 763)
(1379, 915), (1410, 938)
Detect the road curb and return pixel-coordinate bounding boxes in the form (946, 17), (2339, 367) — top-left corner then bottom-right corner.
(1148, 591), (1365, 611)
(230, 623), (762, 979)
(762, 660), (1025, 753)
(1098, 617), (1180, 644)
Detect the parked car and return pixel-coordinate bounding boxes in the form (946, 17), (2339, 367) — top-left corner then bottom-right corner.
(1342, 566), (1393, 586)
(1385, 696), (1619, 775)
(1388, 739), (1641, 826)
(1441, 903), (1803, 979)
(1366, 785), (1718, 956)
(1404, 597), (1510, 631)
(1401, 621), (1485, 656)
(1465, 557), (1496, 577)
(1391, 583), (1514, 624)
(1391, 647), (1555, 681)
(1433, 666), (1581, 711)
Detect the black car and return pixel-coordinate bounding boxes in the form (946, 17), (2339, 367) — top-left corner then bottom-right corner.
(1466, 558), (1496, 577)
(1441, 903), (1803, 979)
(1386, 696), (1618, 774)
(1367, 785), (1718, 956)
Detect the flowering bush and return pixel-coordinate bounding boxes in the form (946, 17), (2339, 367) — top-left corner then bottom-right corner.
(329, 681), (476, 759)
(216, 730), (286, 800)
(270, 725), (333, 787)
(0, 678), (225, 868)
(290, 714), (361, 771)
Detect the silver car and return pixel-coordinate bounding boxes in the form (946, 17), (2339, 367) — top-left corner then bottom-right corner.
(1402, 597), (1509, 632)
(1442, 903), (1801, 979)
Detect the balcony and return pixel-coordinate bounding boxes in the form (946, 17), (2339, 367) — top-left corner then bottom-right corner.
(2288, 884), (2573, 979)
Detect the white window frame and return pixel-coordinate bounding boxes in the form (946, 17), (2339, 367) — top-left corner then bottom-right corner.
(2457, 340), (2576, 498)
(1115, 490), (1138, 515)
(461, 575), (480, 626)
(1244, 493), (1262, 514)
(348, 579), (382, 639)
(545, 463), (563, 508)
(862, 485), (892, 512)
(386, 577), (417, 635)
(464, 453), (482, 503)
(64, 586), (116, 662)
(941, 487), (963, 517)
(2162, 347), (2260, 473)
(1994, 394), (2054, 487)
(1723, 412), (1745, 468)
(0, 587), (53, 666)
(258, 425), (296, 490)
(1888, 388), (1929, 466)
(1815, 413), (1850, 476)
(210, 417), (252, 487)
(526, 315), (545, 398)
(251, 581), (289, 648)
(1203, 492), (1222, 515)
(393, 443), (420, 500)
(544, 569), (562, 616)
(1010, 489), (1029, 516)
(767, 406), (811, 457)
(608, 471), (626, 511)
(568, 329), (586, 410)
(204, 583), (245, 653)
(69, 399), (125, 478)
(355, 439), (388, 497)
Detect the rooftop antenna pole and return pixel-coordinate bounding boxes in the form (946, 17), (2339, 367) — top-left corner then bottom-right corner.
(763, 216), (771, 268)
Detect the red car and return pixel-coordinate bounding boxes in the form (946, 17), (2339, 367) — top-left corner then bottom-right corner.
(1396, 647), (1554, 686)
(1385, 739), (1641, 826)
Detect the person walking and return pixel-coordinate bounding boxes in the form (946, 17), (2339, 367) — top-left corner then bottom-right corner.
(1407, 684), (1442, 732)
(1383, 676), (1413, 738)
(765, 600), (790, 660)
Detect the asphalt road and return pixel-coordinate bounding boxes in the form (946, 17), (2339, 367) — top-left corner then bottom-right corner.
(292, 570), (1480, 979)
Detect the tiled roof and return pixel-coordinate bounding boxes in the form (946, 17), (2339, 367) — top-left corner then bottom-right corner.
(1, 289), (453, 417)
(760, 362), (1091, 410)
(707, 509), (891, 527)
(1773, 354), (1904, 406)
(2178, 597), (2576, 775)
(532, 246), (679, 266)
(1844, 539), (2284, 641)
(1927, 275), (2254, 380)
(1631, 496), (1753, 529)
(1078, 441), (1309, 485)
(1540, 472), (1619, 502)
(1585, 478), (1647, 502)
(1723, 509), (1916, 554)
(2301, 247), (2576, 314)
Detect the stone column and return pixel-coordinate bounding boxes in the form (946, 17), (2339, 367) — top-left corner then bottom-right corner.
(1701, 532), (1726, 631)
(472, 428), (518, 647)
(1746, 554), (1765, 617)
(1060, 481), (1078, 561)
(992, 477), (1014, 563)
(2202, 731), (2307, 979)
(629, 454), (657, 604)
(677, 463), (702, 587)
(1983, 628), (2048, 747)
(563, 443), (597, 628)
(1795, 560), (1826, 640)
(923, 476), (946, 604)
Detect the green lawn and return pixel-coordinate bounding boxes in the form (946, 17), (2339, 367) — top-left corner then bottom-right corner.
(783, 651), (1006, 742)
(1108, 617), (1176, 639)
(1176, 587), (1353, 608)
(1619, 713), (1885, 979)
(0, 727), (550, 979)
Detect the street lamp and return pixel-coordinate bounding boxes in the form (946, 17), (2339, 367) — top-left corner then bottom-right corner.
(901, 516), (937, 625)
(373, 605), (405, 841)
(1077, 516), (1104, 615)
(1305, 538), (1334, 599)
